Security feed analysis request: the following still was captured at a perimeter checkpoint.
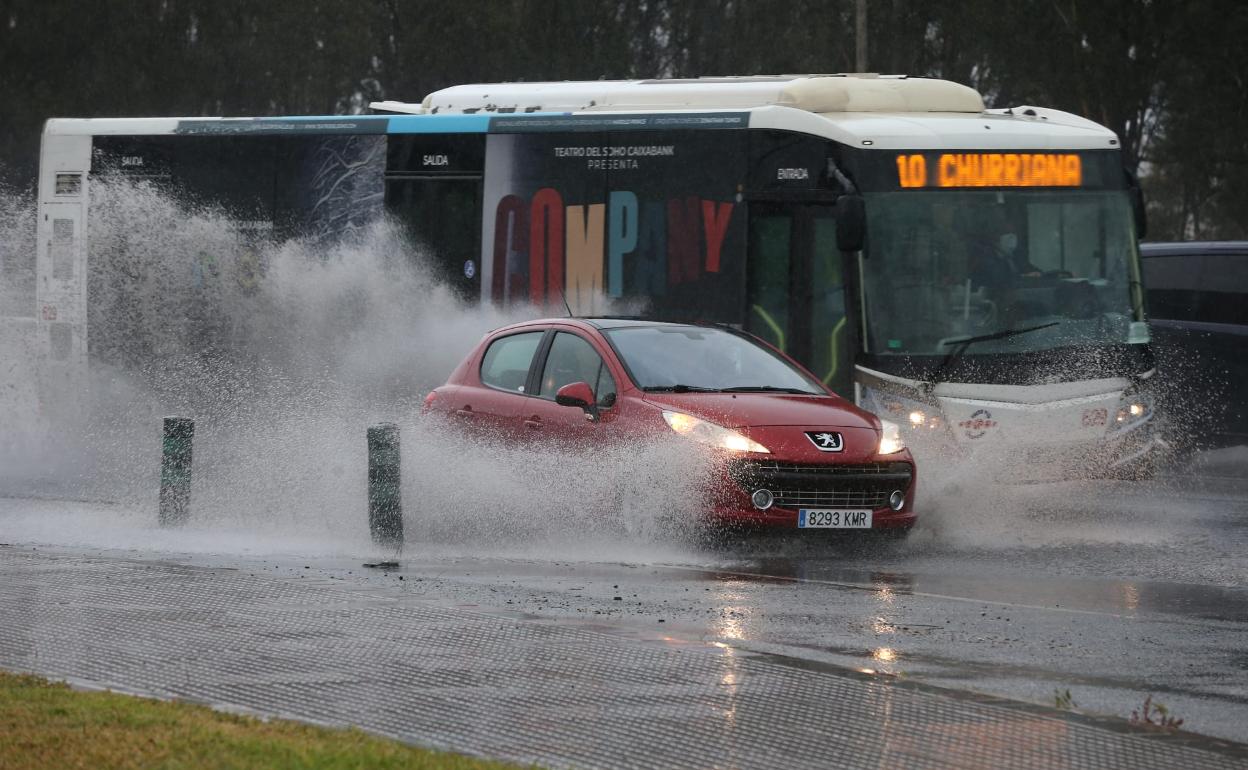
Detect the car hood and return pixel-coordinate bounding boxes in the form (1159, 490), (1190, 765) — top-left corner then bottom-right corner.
(641, 392), (880, 430)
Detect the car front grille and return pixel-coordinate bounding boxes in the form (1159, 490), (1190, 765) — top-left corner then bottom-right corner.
(727, 460), (913, 510)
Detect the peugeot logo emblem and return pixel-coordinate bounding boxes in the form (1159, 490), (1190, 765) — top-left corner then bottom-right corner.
(805, 431), (844, 452)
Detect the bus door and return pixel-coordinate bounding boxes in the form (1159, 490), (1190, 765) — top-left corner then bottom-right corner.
(384, 135), (485, 301)
(745, 203), (851, 396)
(385, 178), (481, 300)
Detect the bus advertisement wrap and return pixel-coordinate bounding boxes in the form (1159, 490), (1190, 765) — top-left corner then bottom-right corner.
(480, 130), (747, 320)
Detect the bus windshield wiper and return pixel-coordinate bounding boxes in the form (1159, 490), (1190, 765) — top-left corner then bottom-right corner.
(922, 321), (1061, 395)
(720, 386), (818, 395)
(643, 384), (721, 393)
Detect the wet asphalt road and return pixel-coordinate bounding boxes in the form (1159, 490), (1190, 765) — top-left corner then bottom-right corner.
(1, 450), (1246, 751)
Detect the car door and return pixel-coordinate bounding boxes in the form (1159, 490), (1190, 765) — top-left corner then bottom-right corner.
(523, 330), (621, 444)
(451, 329), (546, 439)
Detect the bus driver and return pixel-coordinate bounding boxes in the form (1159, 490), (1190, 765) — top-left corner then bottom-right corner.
(970, 211), (1041, 291)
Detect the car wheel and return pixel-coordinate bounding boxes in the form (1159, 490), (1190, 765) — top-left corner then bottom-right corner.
(875, 526), (912, 543)
(843, 525), (911, 555)
(618, 484), (671, 540)
(619, 490), (655, 539)
(615, 477), (689, 542)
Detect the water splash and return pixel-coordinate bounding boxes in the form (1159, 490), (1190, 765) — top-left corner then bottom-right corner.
(1, 178), (1236, 567)
(0, 178), (711, 560)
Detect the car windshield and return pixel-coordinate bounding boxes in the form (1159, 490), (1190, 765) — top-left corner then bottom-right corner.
(603, 326), (824, 394)
(860, 190), (1146, 357)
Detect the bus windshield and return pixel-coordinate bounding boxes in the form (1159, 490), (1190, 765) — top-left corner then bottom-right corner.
(859, 190), (1144, 357)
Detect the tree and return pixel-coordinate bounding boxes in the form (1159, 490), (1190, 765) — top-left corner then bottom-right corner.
(1146, 0), (1248, 239)
(0, 0), (1244, 238)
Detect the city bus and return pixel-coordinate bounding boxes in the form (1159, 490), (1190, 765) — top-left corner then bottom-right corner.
(27, 75), (1157, 474)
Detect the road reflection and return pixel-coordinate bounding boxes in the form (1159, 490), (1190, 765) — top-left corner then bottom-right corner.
(697, 558), (1247, 623)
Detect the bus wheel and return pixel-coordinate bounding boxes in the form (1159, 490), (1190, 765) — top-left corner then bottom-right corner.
(1110, 455), (1156, 482)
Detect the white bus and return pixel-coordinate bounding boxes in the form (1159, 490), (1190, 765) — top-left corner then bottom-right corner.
(28, 74), (1157, 474)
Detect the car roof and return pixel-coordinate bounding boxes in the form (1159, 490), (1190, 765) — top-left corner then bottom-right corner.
(488, 317), (718, 334)
(582, 317), (711, 330)
(1139, 241), (1248, 257)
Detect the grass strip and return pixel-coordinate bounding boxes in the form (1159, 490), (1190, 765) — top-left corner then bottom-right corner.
(0, 670), (532, 770)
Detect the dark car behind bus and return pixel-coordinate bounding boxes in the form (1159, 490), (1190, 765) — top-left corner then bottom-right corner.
(1140, 241), (1248, 448)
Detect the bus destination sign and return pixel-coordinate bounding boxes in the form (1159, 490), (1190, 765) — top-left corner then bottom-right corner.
(895, 152), (1083, 189)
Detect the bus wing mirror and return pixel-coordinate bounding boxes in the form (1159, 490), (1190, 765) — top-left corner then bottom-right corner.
(837, 195), (866, 253)
(1125, 168), (1148, 239)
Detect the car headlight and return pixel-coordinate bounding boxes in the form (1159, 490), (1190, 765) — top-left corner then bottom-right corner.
(878, 420), (906, 454)
(662, 411), (770, 453)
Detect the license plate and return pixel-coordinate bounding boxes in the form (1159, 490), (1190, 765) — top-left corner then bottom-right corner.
(798, 509), (872, 529)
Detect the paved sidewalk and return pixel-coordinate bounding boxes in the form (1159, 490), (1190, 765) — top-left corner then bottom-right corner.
(0, 547), (1242, 769)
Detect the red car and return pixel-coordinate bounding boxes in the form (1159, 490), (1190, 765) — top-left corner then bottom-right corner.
(424, 318), (917, 533)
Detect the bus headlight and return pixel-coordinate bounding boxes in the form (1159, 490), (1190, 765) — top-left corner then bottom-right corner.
(878, 420), (906, 454)
(865, 387), (944, 431)
(1114, 392), (1153, 428)
(662, 411), (770, 454)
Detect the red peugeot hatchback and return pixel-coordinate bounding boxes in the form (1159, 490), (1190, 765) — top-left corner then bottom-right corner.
(424, 318), (917, 533)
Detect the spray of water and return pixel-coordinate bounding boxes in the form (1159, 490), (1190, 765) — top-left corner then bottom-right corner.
(0, 177), (1234, 565)
(0, 178), (712, 560)
(0, 179), (39, 465)
(0, 177), (34, 319)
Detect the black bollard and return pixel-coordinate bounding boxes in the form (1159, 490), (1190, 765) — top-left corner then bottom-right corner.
(158, 417), (194, 527)
(367, 423), (403, 548)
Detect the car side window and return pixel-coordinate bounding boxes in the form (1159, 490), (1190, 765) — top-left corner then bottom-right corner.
(480, 331), (544, 393)
(539, 332), (617, 406)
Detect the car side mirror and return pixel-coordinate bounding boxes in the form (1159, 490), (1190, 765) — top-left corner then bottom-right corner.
(837, 194), (866, 253)
(555, 381), (599, 419)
